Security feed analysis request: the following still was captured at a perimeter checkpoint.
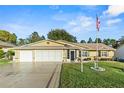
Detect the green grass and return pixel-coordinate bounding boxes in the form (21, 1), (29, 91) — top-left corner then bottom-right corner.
(60, 62), (124, 88)
(0, 59), (12, 65)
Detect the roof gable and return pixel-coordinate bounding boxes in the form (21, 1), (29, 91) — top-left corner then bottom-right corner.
(15, 40), (82, 50)
(30, 40), (65, 47)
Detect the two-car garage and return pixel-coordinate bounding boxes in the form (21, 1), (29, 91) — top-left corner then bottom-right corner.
(19, 50), (63, 62)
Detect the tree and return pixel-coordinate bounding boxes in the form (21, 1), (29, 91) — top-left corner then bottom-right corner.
(103, 39), (109, 45)
(110, 39), (116, 47)
(119, 36), (124, 45)
(0, 49), (4, 58)
(0, 30), (17, 44)
(103, 38), (117, 48)
(41, 35), (45, 40)
(47, 29), (77, 42)
(87, 37), (93, 43)
(27, 32), (43, 43)
(95, 38), (102, 43)
(10, 33), (17, 44)
(6, 50), (15, 60)
(80, 40), (86, 43)
(17, 38), (27, 46)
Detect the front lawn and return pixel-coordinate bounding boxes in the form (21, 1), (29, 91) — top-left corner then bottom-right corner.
(60, 62), (124, 88)
(0, 59), (12, 65)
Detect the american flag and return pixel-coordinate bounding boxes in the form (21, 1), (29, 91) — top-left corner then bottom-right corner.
(96, 15), (100, 31)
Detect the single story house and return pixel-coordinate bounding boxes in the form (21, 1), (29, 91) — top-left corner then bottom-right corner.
(0, 40), (15, 52)
(14, 40), (115, 62)
(114, 44), (124, 61)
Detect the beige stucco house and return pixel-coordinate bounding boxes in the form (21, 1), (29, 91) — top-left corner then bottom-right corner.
(14, 40), (115, 62)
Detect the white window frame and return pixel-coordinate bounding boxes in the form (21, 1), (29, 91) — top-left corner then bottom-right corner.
(101, 51), (108, 57)
(82, 51), (89, 57)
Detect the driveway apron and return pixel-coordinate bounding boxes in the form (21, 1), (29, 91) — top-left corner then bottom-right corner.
(0, 62), (62, 88)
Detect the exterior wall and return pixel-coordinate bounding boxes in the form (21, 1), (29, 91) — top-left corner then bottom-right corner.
(108, 51), (114, 58)
(89, 51), (97, 57)
(14, 50), (20, 62)
(31, 41), (64, 47)
(14, 49), (115, 62)
(32, 50), (35, 62)
(82, 50), (115, 61)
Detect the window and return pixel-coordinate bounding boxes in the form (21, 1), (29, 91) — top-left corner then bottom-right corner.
(82, 51), (89, 57)
(101, 51), (108, 57)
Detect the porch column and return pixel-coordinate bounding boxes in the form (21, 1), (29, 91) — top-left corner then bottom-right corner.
(63, 49), (67, 62)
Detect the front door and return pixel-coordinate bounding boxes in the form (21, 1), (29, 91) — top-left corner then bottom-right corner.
(71, 51), (75, 61)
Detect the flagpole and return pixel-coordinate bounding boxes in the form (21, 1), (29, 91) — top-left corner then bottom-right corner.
(96, 27), (99, 68)
(91, 14), (105, 71)
(95, 14), (99, 69)
(94, 28), (98, 68)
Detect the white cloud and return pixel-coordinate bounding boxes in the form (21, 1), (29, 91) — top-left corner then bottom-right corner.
(79, 16), (93, 28)
(66, 15), (95, 32)
(68, 21), (77, 26)
(107, 18), (122, 26)
(0, 23), (36, 38)
(104, 5), (124, 16)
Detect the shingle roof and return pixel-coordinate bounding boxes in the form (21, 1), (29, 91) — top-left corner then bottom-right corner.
(76, 43), (115, 50)
(0, 40), (15, 48)
(14, 39), (115, 51)
(14, 46), (80, 50)
(14, 40), (81, 50)
(57, 40), (115, 51)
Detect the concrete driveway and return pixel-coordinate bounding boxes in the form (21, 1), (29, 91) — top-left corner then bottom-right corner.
(0, 62), (62, 88)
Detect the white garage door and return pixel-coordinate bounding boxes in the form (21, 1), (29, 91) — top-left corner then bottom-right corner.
(20, 51), (33, 62)
(35, 50), (63, 62)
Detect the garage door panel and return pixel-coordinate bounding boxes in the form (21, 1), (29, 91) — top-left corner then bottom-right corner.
(20, 51), (32, 62)
(35, 50), (62, 62)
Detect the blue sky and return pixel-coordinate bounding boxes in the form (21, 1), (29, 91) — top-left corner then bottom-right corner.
(0, 5), (124, 42)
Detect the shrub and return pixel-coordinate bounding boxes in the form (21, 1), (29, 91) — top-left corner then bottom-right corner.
(6, 50), (15, 60)
(0, 49), (5, 59)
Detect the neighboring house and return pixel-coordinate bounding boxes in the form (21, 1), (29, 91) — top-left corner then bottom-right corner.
(114, 44), (124, 61)
(0, 40), (15, 52)
(14, 40), (115, 62)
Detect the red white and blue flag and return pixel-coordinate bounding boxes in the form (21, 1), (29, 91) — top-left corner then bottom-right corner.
(96, 15), (100, 31)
